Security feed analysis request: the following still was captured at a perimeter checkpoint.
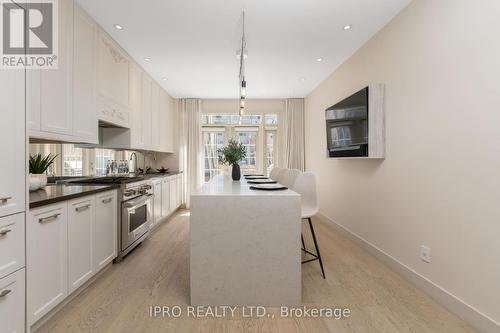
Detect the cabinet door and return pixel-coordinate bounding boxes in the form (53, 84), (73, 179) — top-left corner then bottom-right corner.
(176, 175), (182, 209)
(0, 53), (25, 218)
(161, 178), (170, 217)
(0, 268), (25, 333)
(94, 191), (117, 272)
(159, 90), (168, 152)
(151, 82), (160, 150)
(68, 196), (95, 294)
(0, 213), (25, 279)
(129, 62), (143, 148)
(153, 180), (162, 226)
(169, 178), (177, 213)
(40, 0), (74, 135)
(27, 203), (68, 325)
(73, 5), (98, 143)
(141, 74), (152, 148)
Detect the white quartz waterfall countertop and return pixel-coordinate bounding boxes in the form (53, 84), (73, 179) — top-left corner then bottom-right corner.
(190, 173), (302, 306)
(191, 174), (299, 197)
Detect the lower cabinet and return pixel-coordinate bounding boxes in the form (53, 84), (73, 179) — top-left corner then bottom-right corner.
(27, 202), (68, 325)
(0, 268), (25, 333)
(27, 190), (117, 326)
(68, 196), (95, 294)
(153, 179), (162, 227)
(161, 177), (170, 217)
(169, 177), (177, 214)
(94, 191), (117, 272)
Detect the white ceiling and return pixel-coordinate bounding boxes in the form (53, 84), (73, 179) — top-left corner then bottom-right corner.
(76, 0), (411, 99)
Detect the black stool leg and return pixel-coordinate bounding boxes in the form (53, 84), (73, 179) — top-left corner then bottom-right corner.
(301, 234), (306, 252)
(308, 217), (325, 279)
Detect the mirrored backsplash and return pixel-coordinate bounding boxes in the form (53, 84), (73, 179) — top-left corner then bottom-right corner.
(29, 144), (176, 177)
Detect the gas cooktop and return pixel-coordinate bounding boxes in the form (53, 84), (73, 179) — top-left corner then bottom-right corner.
(69, 176), (144, 185)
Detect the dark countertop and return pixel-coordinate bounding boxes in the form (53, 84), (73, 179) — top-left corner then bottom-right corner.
(30, 184), (119, 209)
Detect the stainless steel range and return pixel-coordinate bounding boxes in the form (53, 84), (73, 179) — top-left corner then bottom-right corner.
(69, 176), (153, 261)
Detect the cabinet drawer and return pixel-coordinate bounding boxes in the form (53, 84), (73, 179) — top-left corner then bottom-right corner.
(0, 268), (25, 333)
(0, 213), (25, 279)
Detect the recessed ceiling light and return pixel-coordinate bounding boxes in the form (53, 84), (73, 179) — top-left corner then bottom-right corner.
(316, 58), (323, 62)
(162, 77), (167, 81)
(343, 24), (352, 30)
(113, 24), (124, 30)
(300, 77), (306, 82)
(144, 57), (151, 62)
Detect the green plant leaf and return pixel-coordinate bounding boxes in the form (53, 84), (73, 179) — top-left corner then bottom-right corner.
(29, 153), (58, 174)
(217, 139), (247, 166)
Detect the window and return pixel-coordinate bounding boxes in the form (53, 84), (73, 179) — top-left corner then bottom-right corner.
(202, 129), (225, 182)
(62, 145), (83, 176)
(265, 130), (276, 175)
(201, 113), (279, 181)
(235, 129), (258, 172)
(265, 114), (278, 125)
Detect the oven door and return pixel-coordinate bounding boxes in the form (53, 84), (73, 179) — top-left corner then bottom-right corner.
(121, 194), (152, 251)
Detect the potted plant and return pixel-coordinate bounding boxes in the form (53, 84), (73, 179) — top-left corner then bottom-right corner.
(218, 139), (246, 181)
(29, 153), (57, 191)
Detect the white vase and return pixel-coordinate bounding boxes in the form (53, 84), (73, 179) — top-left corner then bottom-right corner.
(29, 173), (47, 192)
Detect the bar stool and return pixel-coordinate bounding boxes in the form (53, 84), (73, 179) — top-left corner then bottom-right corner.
(273, 168), (287, 184)
(282, 169), (301, 189)
(293, 172), (325, 279)
(269, 167), (281, 180)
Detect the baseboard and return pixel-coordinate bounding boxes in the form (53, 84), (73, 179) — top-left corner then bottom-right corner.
(316, 212), (500, 333)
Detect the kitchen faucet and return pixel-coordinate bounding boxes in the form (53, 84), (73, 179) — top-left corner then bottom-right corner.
(129, 152), (137, 173)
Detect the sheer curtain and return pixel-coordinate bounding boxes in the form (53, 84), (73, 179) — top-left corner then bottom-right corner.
(179, 99), (202, 208)
(283, 98), (305, 171)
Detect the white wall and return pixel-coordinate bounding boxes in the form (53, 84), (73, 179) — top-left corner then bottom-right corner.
(304, 0), (500, 330)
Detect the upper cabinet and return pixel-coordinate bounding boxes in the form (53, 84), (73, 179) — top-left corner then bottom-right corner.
(28, 1), (99, 144)
(29, 0), (74, 139)
(73, 5), (98, 144)
(27, 1), (175, 152)
(96, 31), (131, 128)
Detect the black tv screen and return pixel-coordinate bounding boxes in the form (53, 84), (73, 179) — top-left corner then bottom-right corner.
(325, 87), (369, 157)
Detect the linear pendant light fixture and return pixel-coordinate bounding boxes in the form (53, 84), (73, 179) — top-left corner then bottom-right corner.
(238, 10), (247, 122)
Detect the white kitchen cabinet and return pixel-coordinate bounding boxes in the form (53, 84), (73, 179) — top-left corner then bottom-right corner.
(0, 214), (25, 279)
(169, 177), (177, 213)
(73, 4), (98, 143)
(161, 178), (170, 217)
(0, 268), (25, 333)
(39, 0), (74, 136)
(129, 62), (143, 149)
(27, 202), (68, 325)
(68, 196), (95, 294)
(152, 82), (161, 150)
(94, 191), (117, 271)
(153, 179), (162, 227)
(176, 174), (182, 208)
(141, 73), (153, 148)
(0, 52), (25, 218)
(97, 30), (130, 127)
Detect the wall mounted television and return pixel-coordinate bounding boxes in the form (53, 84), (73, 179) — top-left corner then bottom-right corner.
(325, 84), (385, 159)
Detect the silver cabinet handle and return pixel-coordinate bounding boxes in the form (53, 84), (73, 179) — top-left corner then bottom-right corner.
(0, 289), (12, 297)
(0, 229), (11, 236)
(75, 204), (91, 212)
(102, 198), (112, 204)
(0, 196), (12, 202)
(38, 213), (61, 223)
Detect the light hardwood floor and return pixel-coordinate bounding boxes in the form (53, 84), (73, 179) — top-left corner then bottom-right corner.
(37, 210), (476, 333)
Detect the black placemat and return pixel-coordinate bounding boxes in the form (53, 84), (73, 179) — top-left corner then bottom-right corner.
(249, 184), (288, 191)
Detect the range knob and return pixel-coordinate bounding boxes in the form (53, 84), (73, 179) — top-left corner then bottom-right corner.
(124, 189), (135, 196)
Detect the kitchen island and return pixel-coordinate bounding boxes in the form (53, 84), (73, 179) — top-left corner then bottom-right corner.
(190, 174), (301, 306)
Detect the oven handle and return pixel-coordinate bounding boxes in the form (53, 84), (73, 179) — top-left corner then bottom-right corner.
(123, 194), (152, 210)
